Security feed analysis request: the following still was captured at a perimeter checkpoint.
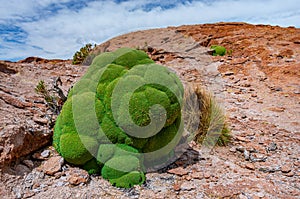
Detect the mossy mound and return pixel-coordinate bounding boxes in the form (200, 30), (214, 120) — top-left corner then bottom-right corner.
(210, 45), (227, 56)
(53, 48), (184, 188)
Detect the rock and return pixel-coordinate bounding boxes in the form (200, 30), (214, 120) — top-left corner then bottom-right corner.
(224, 71), (235, 76)
(245, 163), (255, 170)
(173, 183), (181, 191)
(0, 125), (52, 166)
(41, 156), (64, 175)
(266, 142), (277, 152)
(256, 192), (265, 198)
(281, 165), (292, 173)
(241, 115), (247, 119)
(15, 164), (31, 175)
(33, 115), (48, 125)
(243, 150), (250, 160)
(285, 171), (295, 177)
(67, 168), (89, 185)
(204, 172), (211, 179)
(22, 160), (34, 169)
(235, 136), (248, 142)
(0, 59), (85, 166)
(266, 107), (285, 112)
(167, 167), (189, 176)
(23, 192), (35, 198)
(190, 172), (203, 179)
(180, 181), (195, 191)
(41, 150), (50, 158)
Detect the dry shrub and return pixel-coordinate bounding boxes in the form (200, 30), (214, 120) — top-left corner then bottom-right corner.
(183, 84), (230, 146)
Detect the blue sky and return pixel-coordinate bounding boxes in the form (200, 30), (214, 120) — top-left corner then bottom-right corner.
(1, 0), (299, 61)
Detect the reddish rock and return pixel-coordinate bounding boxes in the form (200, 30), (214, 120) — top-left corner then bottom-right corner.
(67, 168), (89, 185)
(281, 165), (292, 173)
(0, 59), (86, 166)
(173, 183), (181, 191)
(245, 163), (255, 170)
(167, 167), (189, 176)
(190, 172), (203, 179)
(204, 172), (211, 179)
(41, 156), (64, 175)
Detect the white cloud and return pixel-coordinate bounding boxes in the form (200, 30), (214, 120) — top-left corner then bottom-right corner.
(1, 0), (299, 61)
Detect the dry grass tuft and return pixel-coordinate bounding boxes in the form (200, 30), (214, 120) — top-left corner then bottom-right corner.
(183, 84), (230, 147)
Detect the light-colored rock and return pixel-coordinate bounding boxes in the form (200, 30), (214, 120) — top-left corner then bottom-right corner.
(41, 156), (64, 175)
(67, 168), (89, 186)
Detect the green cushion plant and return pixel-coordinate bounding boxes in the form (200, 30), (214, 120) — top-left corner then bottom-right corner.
(210, 45), (227, 56)
(54, 48), (184, 188)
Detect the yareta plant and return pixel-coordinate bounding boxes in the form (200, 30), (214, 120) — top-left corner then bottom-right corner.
(53, 48), (184, 188)
(210, 45), (227, 56)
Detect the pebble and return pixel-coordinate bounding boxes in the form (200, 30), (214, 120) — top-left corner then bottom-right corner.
(294, 90), (300, 94)
(235, 136), (248, 142)
(224, 71), (235, 76)
(168, 167), (189, 176)
(190, 172), (203, 179)
(245, 163), (255, 170)
(238, 193), (248, 199)
(204, 172), (211, 179)
(41, 150), (50, 158)
(180, 182), (195, 191)
(56, 181), (65, 187)
(266, 142), (277, 152)
(173, 183), (181, 191)
(41, 156), (64, 175)
(256, 192), (265, 198)
(67, 168), (89, 185)
(33, 114), (48, 124)
(281, 165), (292, 173)
(241, 115), (247, 119)
(285, 171), (295, 177)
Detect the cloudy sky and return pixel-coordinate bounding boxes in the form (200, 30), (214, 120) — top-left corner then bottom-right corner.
(1, 0), (299, 61)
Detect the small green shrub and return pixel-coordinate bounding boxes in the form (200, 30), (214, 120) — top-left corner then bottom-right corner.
(72, 43), (96, 65)
(35, 78), (66, 116)
(210, 45), (227, 56)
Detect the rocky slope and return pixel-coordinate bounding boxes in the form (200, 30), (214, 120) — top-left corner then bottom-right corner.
(0, 22), (299, 198)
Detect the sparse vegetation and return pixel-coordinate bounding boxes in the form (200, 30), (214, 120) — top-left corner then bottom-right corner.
(183, 84), (230, 146)
(72, 43), (96, 65)
(35, 80), (56, 111)
(35, 78), (67, 116)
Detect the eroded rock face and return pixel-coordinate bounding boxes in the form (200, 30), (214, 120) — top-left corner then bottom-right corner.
(0, 59), (87, 166)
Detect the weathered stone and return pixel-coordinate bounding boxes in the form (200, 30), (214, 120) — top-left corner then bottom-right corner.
(245, 163), (255, 170)
(0, 59), (87, 166)
(67, 168), (89, 186)
(41, 156), (64, 175)
(281, 165), (292, 173)
(167, 167), (189, 176)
